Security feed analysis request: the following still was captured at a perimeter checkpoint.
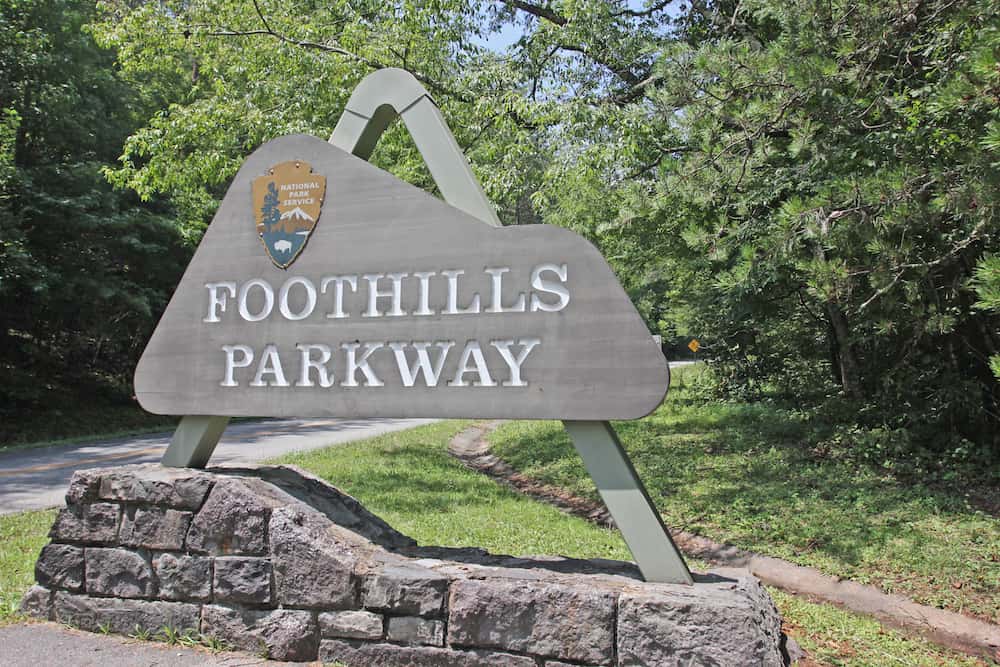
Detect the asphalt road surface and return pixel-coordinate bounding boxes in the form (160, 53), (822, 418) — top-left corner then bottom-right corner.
(0, 623), (299, 666)
(0, 417), (432, 515)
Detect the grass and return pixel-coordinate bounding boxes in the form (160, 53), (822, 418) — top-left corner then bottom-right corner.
(274, 421), (633, 559)
(0, 420), (990, 664)
(769, 589), (985, 667)
(0, 509), (56, 623)
(273, 421), (988, 666)
(488, 366), (1000, 626)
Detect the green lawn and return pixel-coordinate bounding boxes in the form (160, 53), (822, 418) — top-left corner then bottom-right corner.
(273, 421), (986, 666)
(489, 367), (1000, 626)
(0, 420), (988, 665)
(0, 509), (56, 621)
(274, 421), (632, 560)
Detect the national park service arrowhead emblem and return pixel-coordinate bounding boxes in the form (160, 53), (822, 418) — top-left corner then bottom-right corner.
(252, 160), (326, 269)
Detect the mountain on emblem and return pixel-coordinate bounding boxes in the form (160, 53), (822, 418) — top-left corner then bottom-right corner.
(280, 207), (314, 222)
(252, 160), (326, 269)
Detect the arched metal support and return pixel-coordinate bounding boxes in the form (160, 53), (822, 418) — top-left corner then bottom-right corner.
(331, 68), (501, 226)
(331, 69), (692, 585)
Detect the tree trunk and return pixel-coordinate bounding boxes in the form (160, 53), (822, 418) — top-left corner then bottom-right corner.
(825, 301), (863, 399)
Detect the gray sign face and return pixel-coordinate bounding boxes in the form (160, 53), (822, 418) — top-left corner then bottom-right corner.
(134, 134), (668, 420)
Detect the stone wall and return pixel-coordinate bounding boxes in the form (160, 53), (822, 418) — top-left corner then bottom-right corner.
(22, 464), (786, 666)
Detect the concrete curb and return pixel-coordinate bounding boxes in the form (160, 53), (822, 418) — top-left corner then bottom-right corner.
(448, 421), (1000, 663)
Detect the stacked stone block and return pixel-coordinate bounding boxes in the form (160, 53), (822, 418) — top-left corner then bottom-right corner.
(22, 463), (785, 665)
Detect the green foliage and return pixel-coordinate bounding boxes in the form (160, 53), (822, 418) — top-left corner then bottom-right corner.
(0, 0), (191, 423)
(973, 254), (1000, 379)
(541, 0), (1000, 461)
(49, 0), (1000, 465)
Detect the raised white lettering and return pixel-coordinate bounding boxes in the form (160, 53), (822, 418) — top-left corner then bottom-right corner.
(441, 269), (481, 315)
(389, 341), (454, 387)
(412, 271), (437, 316)
(484, 267), (526, 313)
(448, 340), (496, 387)
(320, 275), (357, 319)
(279, 276), (317, 321)
(238, 279), (275, 322)
(530, 263), (570, 312)
(490, 338), (540, 387)
(204, 282), (237, 323)
(363, 273), (408, 318)
(250, 344), (289, 387)
(296, 343), (334, 387)
(220, 344), (253, 387)
(341, 342), (384, 387)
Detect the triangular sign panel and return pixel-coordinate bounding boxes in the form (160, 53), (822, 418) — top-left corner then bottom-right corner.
(135, 134), (668, 420)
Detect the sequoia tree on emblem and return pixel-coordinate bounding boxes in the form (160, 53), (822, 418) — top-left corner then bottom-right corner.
(252, 160), (326, 268)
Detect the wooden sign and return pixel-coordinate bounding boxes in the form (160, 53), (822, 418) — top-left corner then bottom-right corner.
(134, 134), (669, 420)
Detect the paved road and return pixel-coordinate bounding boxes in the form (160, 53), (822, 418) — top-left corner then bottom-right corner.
(0, 417), (432, 514)
(0, 622), (299, 666)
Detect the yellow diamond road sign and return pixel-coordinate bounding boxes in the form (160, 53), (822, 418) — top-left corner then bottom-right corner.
(688, 339), (700, 353)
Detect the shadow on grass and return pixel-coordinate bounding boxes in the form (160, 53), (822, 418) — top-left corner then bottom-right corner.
(276, 421), (632, 563)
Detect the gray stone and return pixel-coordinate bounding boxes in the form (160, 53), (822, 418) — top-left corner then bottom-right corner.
(227, 465), (416, 549)
(186, 478), (270, 555)
(98, 465), (214, 510)
(85, 548), (155, 599)
(120, 506), (192, 550)
(49, 502), (120, 544)
(269, 506), (359, 608)
(53, 591), (199, 634)
(448, 579), (615, 665)
(65, 469), (101, 505)
(213, 556), (272, 605)
(19, 585), (52, 619)
(616, 576), (784, 667)
(363, 564), (448, 617)
(386, 616), (444, 646)
(35, 543), (84, 591)
(319, 610), (384, 640)
(784, 635), (807, 664)
(152, 553), (212, 602)
(319, 639), (537, 667)
(201, 605), (318, 661)
(32, 463), (786, 665)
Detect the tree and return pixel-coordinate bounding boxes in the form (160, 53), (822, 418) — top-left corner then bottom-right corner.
(261, 181), (280, 232)
(0, 0), (190, 422)
(974, 255), (1000, 380)
(97, 0), (1000, 464)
